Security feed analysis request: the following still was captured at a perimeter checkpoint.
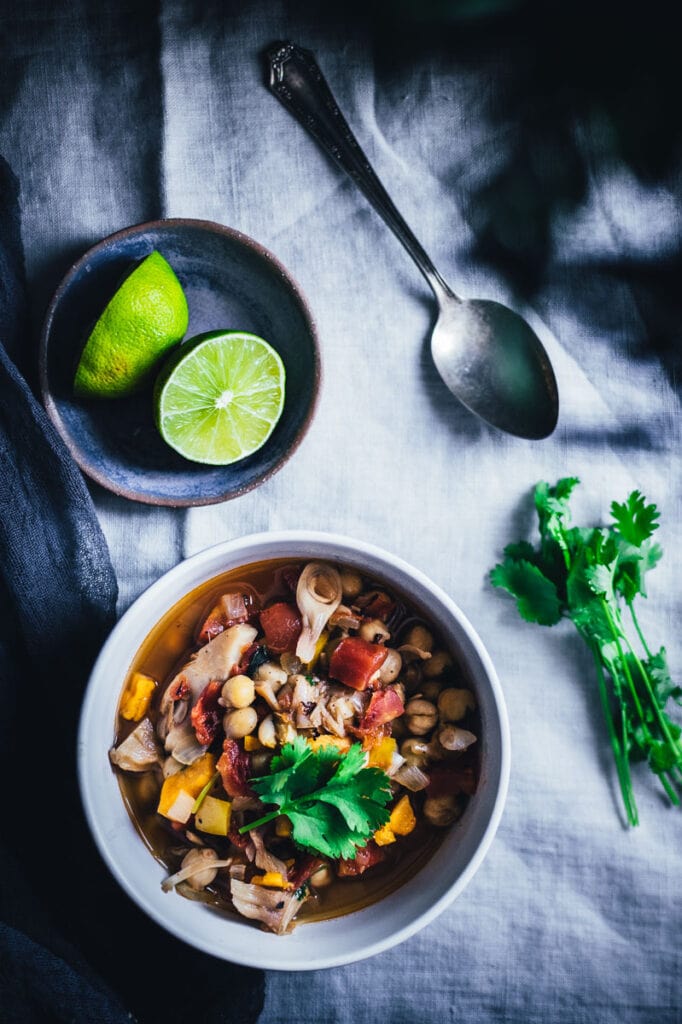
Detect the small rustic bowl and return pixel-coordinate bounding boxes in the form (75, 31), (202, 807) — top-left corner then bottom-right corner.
(39, 219), (320, 506)
(78, 531), (510, 971)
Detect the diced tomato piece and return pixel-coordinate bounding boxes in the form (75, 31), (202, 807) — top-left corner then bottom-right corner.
(288, 854), (325, 890)
(426, 765), (477, 798)
(190, 680), (223, 746)
(356, 688), (404, 736)
(362, 593), (396, 622)
(167, 676), (191, 703)
(259, 602), (302, 654)
(337, 841), (385, 877)
(329, 637), (388, 691)
(217, 738), (252, 798)
(197, 593), (250, 644)
(228, 826), (252, 851)
(281, 565), (302, 593)
(235, 642), (259, 676)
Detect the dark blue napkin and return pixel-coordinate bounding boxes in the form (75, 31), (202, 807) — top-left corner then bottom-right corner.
(0, 156), (264, 1023)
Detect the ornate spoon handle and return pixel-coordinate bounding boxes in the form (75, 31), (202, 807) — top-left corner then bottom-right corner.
(266, 41), (454, 300)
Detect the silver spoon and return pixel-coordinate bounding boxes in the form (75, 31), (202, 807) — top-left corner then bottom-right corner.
(267, 42), (559, 440)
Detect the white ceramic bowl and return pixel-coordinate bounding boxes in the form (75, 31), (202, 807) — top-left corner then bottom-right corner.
(78, 531), (510, 971)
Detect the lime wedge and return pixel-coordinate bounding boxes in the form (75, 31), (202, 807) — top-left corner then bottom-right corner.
(154, 331), (286, 465)
(74, 251), (188, 398)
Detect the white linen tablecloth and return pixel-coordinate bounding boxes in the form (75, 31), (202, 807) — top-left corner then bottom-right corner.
(2, 1), (680, 1020)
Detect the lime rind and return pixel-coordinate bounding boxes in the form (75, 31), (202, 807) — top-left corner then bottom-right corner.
(74, 251), (188, 399)
(154, 331), (286, 466)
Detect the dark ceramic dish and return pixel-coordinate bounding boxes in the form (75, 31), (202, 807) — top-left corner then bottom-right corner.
(40, 219), (320, 506)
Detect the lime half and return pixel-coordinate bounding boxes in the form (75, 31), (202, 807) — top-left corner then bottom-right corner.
(74, 250), (188, 398)
(154, 331), (286, 465)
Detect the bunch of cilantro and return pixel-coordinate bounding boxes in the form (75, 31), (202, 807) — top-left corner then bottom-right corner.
(239, 736), (392, 858)
(491, 477), (682, 826)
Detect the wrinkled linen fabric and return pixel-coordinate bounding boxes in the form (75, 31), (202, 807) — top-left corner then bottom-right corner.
(1, 1), (681, 1022)
(0, 157), (265, 1023)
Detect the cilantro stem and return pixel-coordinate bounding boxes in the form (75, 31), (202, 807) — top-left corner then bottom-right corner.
(627, 599), (652, 660)
(240, 773), (361, 835)
(623, 634), (682, 758)
(658, 772), (680, 805)
(600, 599), (652, 741)
(591, 643), (638, 826)
(238, 809), (281, 834)
(493, 479), (682, 824)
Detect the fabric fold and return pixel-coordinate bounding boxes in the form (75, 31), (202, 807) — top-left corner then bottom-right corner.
(0, 154), (264, 1024)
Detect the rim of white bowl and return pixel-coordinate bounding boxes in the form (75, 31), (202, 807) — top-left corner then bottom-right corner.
(78, 531), (511, 971)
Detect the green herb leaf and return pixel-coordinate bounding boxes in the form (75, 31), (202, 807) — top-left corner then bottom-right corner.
(490, 558), (562, 626)
(611, 491), (660, 546)
(647, 648), (682, 707)
(535, 477), (579, 556)
(492, 478), (682, 826)
(242, 739), (392, 859)
(613, 537), (663, 602)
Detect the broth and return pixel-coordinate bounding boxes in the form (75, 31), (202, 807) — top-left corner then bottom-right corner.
(112, 559), (479, 930)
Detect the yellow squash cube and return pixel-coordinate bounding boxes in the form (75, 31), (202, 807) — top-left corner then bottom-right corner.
(120, 672), (156, 722)
(389, 794), (416, 836)
(158, 752), (216, 821)
(367, 737), (397, 771)
(308, 735), (351, 754)
(252, 872), (289, 889)
(195, 795), (231, 836)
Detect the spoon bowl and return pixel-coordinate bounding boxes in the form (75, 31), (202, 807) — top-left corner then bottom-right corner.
(431, 294), (558, 439)
(268, 42), (559, 439)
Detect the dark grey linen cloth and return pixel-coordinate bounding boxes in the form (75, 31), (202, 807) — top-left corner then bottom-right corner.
(0, 157), (265, 1022)
(1, 1), (680, 1022)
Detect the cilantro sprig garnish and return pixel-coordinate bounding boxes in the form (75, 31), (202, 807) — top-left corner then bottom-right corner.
(492, 478), (682, 826)
(239, 737), (392, 859)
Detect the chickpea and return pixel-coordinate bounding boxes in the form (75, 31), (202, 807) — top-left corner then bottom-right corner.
(378, 648), (402, 684)
(400, 737), (431, 766)
(404, 697), (438, 736)
(221, 674), (255, 709)
(405, 624), (434, 653)
(359, 618), (391, 644)
(310, 864), (333, 888)
(438, 688), (476, 722)
(254, 662), (287, 688)
(340, 569), (363, 600)
(223, 706), (258, 739)
(421, 680), (442, 702)
(258, 714), (277, 748)
(279, 652), (302, 676)
(424, 650), (453, 678)
(424, 794), (461, 827)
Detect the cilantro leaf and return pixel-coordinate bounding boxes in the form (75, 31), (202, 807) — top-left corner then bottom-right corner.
(243, 740), (391, 859)
(535, 477), (579, 556)
(490, 558), (562, 625)
(316, 764), (391, 833)
(492, 477), (681, 826)
(611, 491), (660, 546)
(647, 648), (682, 707)
(613, 537), (663, 602)
(286, 804), (363, 860)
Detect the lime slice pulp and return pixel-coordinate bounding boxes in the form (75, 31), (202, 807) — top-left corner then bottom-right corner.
(154, 331), (286, 465)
